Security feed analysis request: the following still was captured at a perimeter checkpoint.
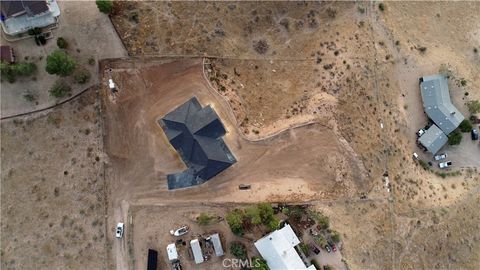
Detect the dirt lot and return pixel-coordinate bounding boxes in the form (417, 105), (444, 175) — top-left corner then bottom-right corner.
(0, 90), (107, 269)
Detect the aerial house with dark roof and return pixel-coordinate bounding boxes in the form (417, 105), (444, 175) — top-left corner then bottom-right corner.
(159, 97), (236, 190)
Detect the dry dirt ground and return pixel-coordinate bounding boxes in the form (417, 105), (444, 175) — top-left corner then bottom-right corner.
(0, 90), (107, 270)
(1, 1), (479, 270)
(108, 1), (480, 270)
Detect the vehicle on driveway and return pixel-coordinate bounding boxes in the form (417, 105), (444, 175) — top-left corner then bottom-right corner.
(434, 153), (447, 161)
(324, 245), (331, 253)
(310, 244), (320, 255)
(170, 225), (189, 236)
(238, 184), (251, 190)
(417, 128), (426, 137)
(438, 161), (452, 169)
(116, 223), (124, 238)
(327, 240), (337, 252)
(472, 129), (479, 140)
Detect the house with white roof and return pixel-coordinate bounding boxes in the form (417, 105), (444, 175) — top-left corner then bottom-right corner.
(254, 224), (316, 270)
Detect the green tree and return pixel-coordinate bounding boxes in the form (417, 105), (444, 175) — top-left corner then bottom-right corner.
(197, 213), (213, 226)
(226, 209), (244, 235)
(46, 50), (76, 77)
(252, 257), (269, 270)
(299, 242), (310, 256)
(459, 119), (472, 132)
(230, 242), (247, 259)
(323, 265), (334, 270)
(49, 80), (71, 98)
(467, 100), (480, 114)
(96, 0), (113, 14)
(245, 206), (262, 225)
(10, 62), (36, 76)
(448, 130), (462, 145)
(257, 203), (274, 223)
(266, 216), (280, 231)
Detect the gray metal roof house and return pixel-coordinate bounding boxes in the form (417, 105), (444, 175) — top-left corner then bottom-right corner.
(159, 97), (236, 189)
(418, 124), (448, 154)
(420, 74), (464, 135)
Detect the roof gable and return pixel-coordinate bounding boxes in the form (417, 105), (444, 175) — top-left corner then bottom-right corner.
(160, 97), (236, 189)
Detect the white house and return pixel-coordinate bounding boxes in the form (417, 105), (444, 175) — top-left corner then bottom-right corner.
(254, 224), (316, 270)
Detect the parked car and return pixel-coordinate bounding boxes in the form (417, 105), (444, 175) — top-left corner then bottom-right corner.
(417, 128), (426, 137)
(438, 161), (452, 169)
(412, 152), (419, 160)
(238, 184), (251, 190)
(310, 244), (320, 255)
(170, 225), (189, 236)
(472, 129), (479, 140)
(327, 240), (337, 252)
(116, 223), (124, 238)
(324, 245), (331, 253)
(434, 153), (447, 161)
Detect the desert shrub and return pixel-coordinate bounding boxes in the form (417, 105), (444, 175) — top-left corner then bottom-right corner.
(331, 230), (341, 243)
(96, 0), (113, 14)
(459, 119), (472, 132)
(88, 57), (96, 65)
(266, 216), (280, 231)
(448, 130), (462, 145)
(226, 209), (245, 235)
(323, 265), (334, 270)
(245, 206), (262, 225)
(57, 37), (68, 49)
(23, 93), (36, 102)
(46, 50), (76, 77)
(418, 160), (430, 171)
(253, 40), (269, 54)
(197, 213), (213, 226)
(326, 8), (337, 18)
(474, 47), (478, 54)
(230, 242), (247, 259)
(74, 68), (91, 84)
(417, 46), (427, 53)
(460, 78), (467, 86)
(378, 3), (385, 11)
(252, 257), (269, 270)
(49, 80), (71, 98)
(467, 100), (480, 114)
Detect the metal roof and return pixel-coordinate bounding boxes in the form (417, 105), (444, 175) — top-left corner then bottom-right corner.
(190, 239), (204, 264)
(166, 243), (178, 261)
(254, 224), (316, 270)
(420, 74), (464, 135)
(160, 97), (237, 189)
(209, 233), (224, 257)
(418, 124), (448, 154)
(0, 0), (49, 18)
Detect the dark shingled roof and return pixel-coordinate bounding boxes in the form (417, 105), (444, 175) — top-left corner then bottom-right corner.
(1, 0), (49, 18)
(159, 97), (236, 189)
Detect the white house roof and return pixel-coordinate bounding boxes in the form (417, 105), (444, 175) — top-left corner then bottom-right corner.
(166, 243), (178, 261)
(190, 239), (204, 264)
(254, 224), (316, 270)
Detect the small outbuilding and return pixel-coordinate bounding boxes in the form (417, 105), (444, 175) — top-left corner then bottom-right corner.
(418, 124), (448, 154)
(0, 45), (14, 63)
(208, 233), (224, 257)
(190, 239), (204, 264)
(166, 243), (179, 261)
